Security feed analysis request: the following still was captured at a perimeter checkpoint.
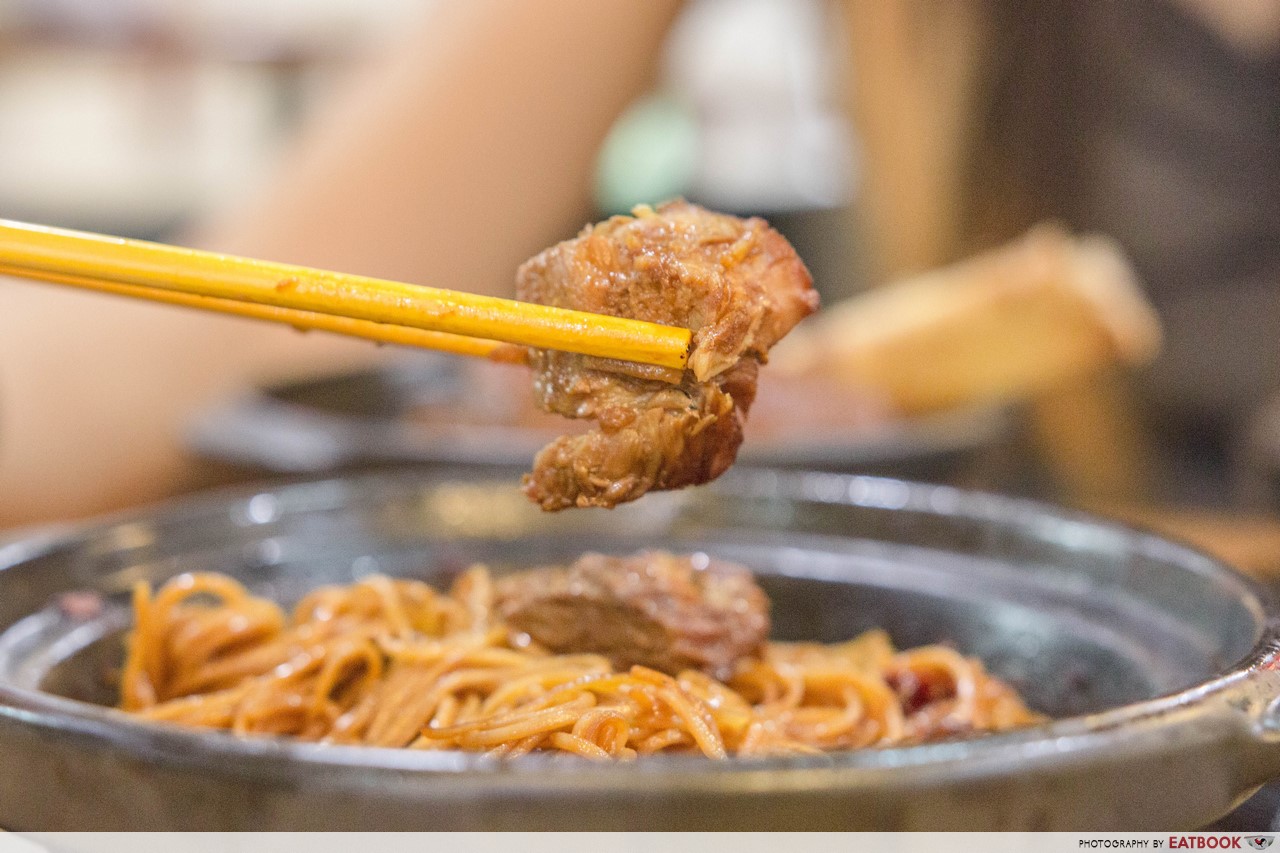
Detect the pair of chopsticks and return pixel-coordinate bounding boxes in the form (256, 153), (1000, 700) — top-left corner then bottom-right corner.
(0, 220), (692, 371)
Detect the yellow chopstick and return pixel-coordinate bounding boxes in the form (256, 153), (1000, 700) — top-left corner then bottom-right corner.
(0, 263), (530, 364)
(0, 219), (692, 370)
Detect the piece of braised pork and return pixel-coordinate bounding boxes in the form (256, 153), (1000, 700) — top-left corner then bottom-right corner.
(493, 551), (770, 679)
(517, 201), (817, 510)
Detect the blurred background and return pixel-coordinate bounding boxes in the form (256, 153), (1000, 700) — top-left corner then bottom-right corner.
(0, 0), (421, 235)
(0, 0), (1278, 567)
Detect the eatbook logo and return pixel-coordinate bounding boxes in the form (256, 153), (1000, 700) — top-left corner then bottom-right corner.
(1247, 838), (1275, 851)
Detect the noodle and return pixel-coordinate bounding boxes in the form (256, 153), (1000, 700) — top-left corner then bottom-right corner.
(118, 567), (1043, 758)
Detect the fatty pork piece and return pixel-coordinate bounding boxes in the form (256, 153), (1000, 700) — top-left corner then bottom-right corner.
(494, 551), (770, 679)
(517, 201), (818, 511)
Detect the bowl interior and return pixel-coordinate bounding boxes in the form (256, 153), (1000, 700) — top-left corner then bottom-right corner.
(0, 470), (1266, 724)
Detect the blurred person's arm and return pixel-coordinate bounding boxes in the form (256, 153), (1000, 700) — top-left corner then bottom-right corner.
(0, 283), (382, 529)
(0, 0), (682, 529)
(198, 0), (684, 293)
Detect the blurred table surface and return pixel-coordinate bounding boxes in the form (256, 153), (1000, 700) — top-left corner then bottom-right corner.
(1093, 504), (1280, 584)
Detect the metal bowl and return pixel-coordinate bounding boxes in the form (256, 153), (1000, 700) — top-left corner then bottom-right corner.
(0, 468), (1278, 830)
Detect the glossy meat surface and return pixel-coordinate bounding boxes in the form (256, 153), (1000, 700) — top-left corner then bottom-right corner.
(493, 550), (770, 679)
(517, 202), (817, 509)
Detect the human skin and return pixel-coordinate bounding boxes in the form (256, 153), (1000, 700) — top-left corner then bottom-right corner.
(0, 0), (682, 527)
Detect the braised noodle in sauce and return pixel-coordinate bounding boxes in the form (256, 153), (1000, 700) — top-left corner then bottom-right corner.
(118, 557), (1043, 759)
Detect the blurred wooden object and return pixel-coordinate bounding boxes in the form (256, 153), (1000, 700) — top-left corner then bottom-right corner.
(839, 0), (991, 281)
(837, 0), (1157, 504)
(1029, 371), (1160, 505)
